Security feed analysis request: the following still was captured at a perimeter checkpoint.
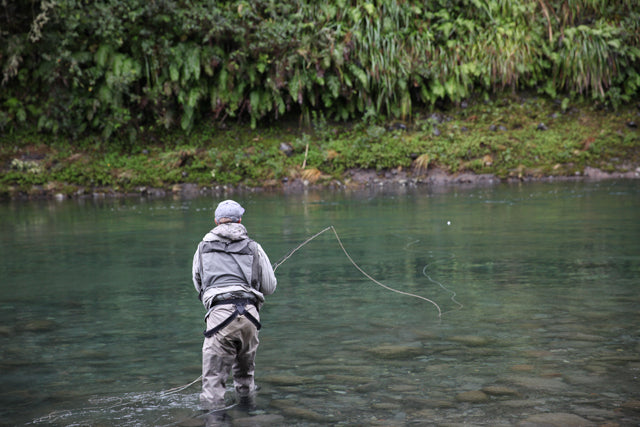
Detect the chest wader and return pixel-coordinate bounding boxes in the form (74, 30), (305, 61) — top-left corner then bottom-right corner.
(199, 239), (262, 338)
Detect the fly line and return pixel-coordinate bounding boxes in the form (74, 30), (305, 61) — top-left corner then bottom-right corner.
(273, 226), (443, 318)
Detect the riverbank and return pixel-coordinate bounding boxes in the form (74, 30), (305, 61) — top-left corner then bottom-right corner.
(2, 96), (639, 200)
(5, 165), (639, 201)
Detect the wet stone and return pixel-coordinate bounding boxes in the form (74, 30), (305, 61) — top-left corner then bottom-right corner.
(80, 349), (110, 359)
(510, 364), (535, 372)
(367, 343), (424, 359)
(405, 397), (456, 408)
(539, 371), (563, 379)
(22, 319), (59, 332)
(368, 419), (406, 426)
(0, 360), (34, 371)
(274, 386), (304, 396)
(455, 390), (489, 403)
(0, 388), (37, 404)
(279, 406), (329, 422)
(449, 335), (491, 346)
(621, 400), (640, 412)
(46, 389), (87, 402)
(354, 382), (378, 393)
(372, 402), (401, 410)
(597, 354), (640, 364)
(233, 414), (285, 426)
(523, 349), (554, 358)
(571, 405), (620, 420)
(269, 399), (295, 410)
(176, 417), (203, 426)
(465, 347), (501, 356)
(583, 364), (608, 374)
(563, 373), (606, 386)
(333, 394), (368, 407)
(325, 374), (371, 385)
(500, 398), (548, 408)
(410, 408), (435, 419)
(518, 412), (595, 426)
(261, 374), (314, 386)
(387, 384), (418, 392)
(506, 375), (569, 392)
(557, 332), (607, 342)
(341, 365), (376, 376)
(481, 385), (520, 396)
(628, 361), (640, 370)
(410, 329), (437, 340)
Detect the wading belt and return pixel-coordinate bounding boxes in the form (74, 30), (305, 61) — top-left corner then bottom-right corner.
(203, 298), (261, 338)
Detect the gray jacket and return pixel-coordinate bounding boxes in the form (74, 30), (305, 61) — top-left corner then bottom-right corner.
(192, 223), (277, 309)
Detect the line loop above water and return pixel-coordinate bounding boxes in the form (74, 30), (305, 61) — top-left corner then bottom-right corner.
(273, 225), (443, 318)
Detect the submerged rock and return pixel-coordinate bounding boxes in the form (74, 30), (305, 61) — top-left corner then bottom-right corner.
(621, 400), (640, 412)
(261, 374), (314, 386)
(518, 412), (595, 426)
(555, 332), (607, 342)
(325, 374), (372, 385)
(174, 416), (202, 426)
(372, 402), (401, 410)
(481, 385), (520, 396)
(410, 408), (436, 419)
(449, 335), (491, 346)
(269, 399), (296, 410)
(402, 396), (454, 409)
(234, 414), (285, 426)
(507, 375), (568, 392)
(367, 343), (424, 359)
(510, 364), (535, 372)
(500, 398), (548, 408)
(280, 406), (328, 422)
(22, 319), (58, 332)
(455, 390), (489, 403)
(563, 373), (606, 386)
(354, 382), (378, 393)
(388, 384), (418, 392)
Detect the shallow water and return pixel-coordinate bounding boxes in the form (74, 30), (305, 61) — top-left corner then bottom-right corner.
(1, 181), (639, 426)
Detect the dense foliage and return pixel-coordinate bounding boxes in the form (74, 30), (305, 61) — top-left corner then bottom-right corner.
(2, 0), (639, 141)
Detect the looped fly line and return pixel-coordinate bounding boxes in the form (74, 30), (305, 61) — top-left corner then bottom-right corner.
(273, 226), (442, 318)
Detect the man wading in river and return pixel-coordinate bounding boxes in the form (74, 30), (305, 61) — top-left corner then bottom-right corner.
(192, 200), (277, 410)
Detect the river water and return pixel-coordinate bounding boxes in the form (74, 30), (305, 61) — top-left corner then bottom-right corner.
(1, 181), (638, 426)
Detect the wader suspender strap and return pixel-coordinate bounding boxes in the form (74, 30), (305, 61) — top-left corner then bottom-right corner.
(203, 299), (262, 338)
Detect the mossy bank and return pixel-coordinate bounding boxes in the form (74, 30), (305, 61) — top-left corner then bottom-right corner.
(1, 96), (639, 200)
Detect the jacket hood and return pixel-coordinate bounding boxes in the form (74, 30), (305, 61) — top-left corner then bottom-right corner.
(203, 222), (248, 242)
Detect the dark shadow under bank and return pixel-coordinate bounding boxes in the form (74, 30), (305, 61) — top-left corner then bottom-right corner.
(2, 166), (639, 201)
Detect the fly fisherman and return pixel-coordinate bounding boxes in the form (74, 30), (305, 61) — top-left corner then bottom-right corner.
(192, 200), (277, 410)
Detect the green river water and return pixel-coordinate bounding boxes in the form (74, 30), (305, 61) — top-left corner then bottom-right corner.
(1, 180), (638, 426)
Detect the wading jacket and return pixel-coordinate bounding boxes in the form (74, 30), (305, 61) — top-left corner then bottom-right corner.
(192, 223), (277, 309)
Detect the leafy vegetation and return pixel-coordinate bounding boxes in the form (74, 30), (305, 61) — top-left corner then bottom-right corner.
(1, 95), (638, 197)
(1, 0), (639, 141)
